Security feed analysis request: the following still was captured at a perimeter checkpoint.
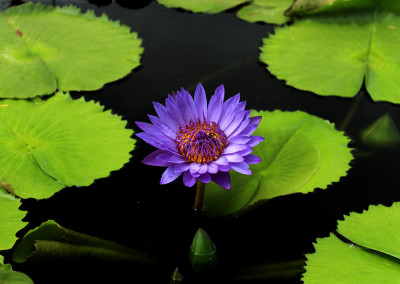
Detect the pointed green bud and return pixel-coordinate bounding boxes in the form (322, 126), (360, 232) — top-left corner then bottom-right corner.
(170, 267), (184, 283)
(360, 114), (400, 148)
(189, 228), (218, 272)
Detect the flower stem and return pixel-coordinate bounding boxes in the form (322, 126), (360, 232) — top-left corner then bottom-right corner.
(193, 181), (205, 211)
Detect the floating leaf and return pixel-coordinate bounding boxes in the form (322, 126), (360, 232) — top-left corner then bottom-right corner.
(236, 0), (293, 24)
(303, 203), (400, 283)
(157, 0), (249, 14)
(204, 110), (352, 217)
(260, 1), (400, 103)
(0, 2), (143, 98)
(303, 233), (400, 283)
(360, 114), (400, 148)
(13, 220), (154, 264)
(0, 189), (26, 250)
(0, 92), (134, 199)
(337, 203), (400, 259)
(0, 255), (34, 284)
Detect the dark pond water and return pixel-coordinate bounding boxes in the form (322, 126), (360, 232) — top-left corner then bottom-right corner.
(2, 0), (400, 283)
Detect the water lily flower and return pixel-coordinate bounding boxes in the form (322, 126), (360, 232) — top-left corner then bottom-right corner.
(135, 83), (263, 190)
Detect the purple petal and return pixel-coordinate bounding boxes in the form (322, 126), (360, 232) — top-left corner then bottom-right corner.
(214, 156), (229, 166)
(207, 163), (219, 174)
(224, 153), (245, 163)
(135, 132), (177, 153)
(135, 121), (160, 134)
(218, 165), (231, 172)
(199, 172), (211, 183)
(218, 94), (241, 130)
(244, 154), (262, 165)
(169, 155), (187, 163)
(176, 91), (195, 123)
(147, 115), (177, 139)
(160, 165), (182, 184)
(183, 171), (197, 187)
(194, 83), (207, 121)
(238, 123), (258, 136)
(165, 97), (186, 127)
(224, 144), (251, 154)
(190, 163), (201, 174)
(248, 136), (265, 147)
(142, 150), (172, 167)
(207, 85), (224, 122)
(237, 145), (253, 156)
(211, 172), (231, 190)
(223, 110), (246, 136)
(199, 164), (208, 174)
(249, 116), (262, 126)
(153, 102), (180, 131)
(231, 162), (252, 175)
(228, 111), (251, 138)
(227, 135), (251, 145)
(156, 152), (175, 161)
(182, 88), (199, 119)
(174, 162), (191, 172)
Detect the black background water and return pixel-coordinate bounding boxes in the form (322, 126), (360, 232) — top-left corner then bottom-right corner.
(2, 0), (400, 283)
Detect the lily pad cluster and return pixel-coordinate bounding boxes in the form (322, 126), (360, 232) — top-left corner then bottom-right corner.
(0, 2), (139, 279)
(260, 0), (400, 104)
(303, 202), (400, 283)
(157, 0), (294, 24)
(204, 110), (353, 217)
(0, 2), (143, 98)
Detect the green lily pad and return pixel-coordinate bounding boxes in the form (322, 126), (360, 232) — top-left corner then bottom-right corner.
(303, 233), (400, 283)
(157, 0), (249, 14)
(236, 0), (293, 24)
(0, 255), (34, 284)
(360, 114), (400, 148)
(337, 203), (400, 259)
(0, 92), (134, 199)
(0, 189), (26, 250)
(13, 220), (154, 264)
(0, 2), (143, 98)
(260, 1), (400, 103)
(303, 203), (400, 283)
(204, 110), (352, 217)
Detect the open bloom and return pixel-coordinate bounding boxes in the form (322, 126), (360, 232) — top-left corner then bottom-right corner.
(135, 83), (263, 190)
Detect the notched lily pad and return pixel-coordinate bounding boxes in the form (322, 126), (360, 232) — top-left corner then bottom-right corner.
(260, 1), (400, 104)
(303, 203), (400, 283)
(12, 220), (154, 264)
(204, 110), (353, 217)
(0, 255), (34, 284)
(157, 0), (249, 14)
(0, 2), (143, 98)
(0, 92), (135, 199)
(0, 189), (26, 250)
(236, 0), (293, 24)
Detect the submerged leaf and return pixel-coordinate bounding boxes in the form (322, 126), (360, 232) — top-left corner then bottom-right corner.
(0, 189), (26, 250)
(360, 114), (400, 148)
(260, 1), (400, 103)
(13, 220), (154, 264)
(0, 2), (143, 98)
(204, 110), (352, 217)
(0, 92), (134, 199)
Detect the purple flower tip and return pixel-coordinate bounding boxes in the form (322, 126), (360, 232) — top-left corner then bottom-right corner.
(136, 83), (263, 190)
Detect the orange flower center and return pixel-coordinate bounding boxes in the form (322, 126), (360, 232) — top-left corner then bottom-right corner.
(175, 120), (227, 164)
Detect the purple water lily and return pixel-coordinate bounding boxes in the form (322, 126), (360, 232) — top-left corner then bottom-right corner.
(135, 83), (263, 190)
